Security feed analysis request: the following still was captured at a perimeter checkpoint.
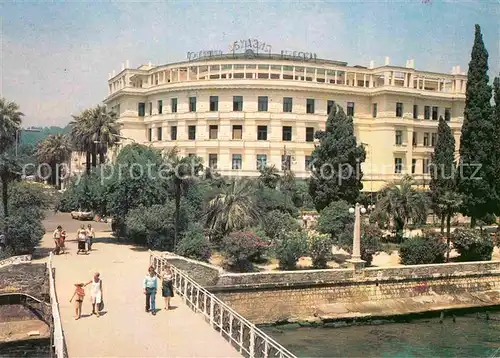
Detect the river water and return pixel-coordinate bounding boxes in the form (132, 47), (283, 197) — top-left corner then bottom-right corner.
(262, 313), (500, 357)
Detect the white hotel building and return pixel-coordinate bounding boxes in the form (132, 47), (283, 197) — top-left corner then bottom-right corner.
(103, 49), (466, 192)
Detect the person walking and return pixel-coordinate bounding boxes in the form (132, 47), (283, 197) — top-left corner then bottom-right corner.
(53, 226), (63, 254)
(86, 272), (103, 317)
(76, 225), (88, 254)
(70, 283), (86, 320)
(143, 266), (158, 315)
(162, 264), (174, 310)
(86, 224), (95, 251)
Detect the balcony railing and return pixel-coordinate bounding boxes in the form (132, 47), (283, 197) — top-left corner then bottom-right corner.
(149, 251), (296, 358)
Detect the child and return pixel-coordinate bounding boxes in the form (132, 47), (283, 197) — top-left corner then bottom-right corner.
(70, 283), (86, 320)
(59, 230), (66, 254)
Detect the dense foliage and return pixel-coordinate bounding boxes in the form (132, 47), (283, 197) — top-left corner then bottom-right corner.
(399, 235), (447, 265)
(308, 231), (332, 269)
(451, 228), (494, 262)
(221, 231), (268, 272)
(176, 225), (212, 262)
(273, 230), (308, 270)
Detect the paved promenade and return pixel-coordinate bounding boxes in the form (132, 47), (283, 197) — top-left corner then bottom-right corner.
(38, 215), (239, 357)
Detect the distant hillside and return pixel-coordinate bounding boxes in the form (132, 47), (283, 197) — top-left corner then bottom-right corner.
(20, 126), (70, 147)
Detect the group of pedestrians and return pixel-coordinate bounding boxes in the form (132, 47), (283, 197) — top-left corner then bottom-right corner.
(53, 224), (95, 255)
(143, 264), (174, 315)
(70, 272), (103, 320)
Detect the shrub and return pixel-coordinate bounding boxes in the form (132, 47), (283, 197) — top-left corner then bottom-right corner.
(221, 231), (268, 272)
(274, 230), (308, 270)
(451, 228), (494, 262)
(262, 210), (301, 241)
(4, 209), (45, 255)
(399, 235), (447, 265)
(316, 200), (353, 247)
(360, 224), (383, 266)
(308, 231), (332, 269)
(176, 226), (212, 262)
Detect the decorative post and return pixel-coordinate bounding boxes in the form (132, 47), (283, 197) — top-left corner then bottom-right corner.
(346, 203), (366, 271)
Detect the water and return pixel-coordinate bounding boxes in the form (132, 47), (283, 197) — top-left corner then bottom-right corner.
(262, 314), (500, 357)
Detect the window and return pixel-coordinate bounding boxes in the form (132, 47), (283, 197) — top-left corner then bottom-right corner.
(209, 96), (219, 111)
(372, 103), (377, 118)
(327, 100), (335, 114)
(282, 126), (292, 141)
(232, 125), (242, 139)
(423, 159), (430, 174)
(233, 96), (243, 111)
(232, 154), (242, 170)
(306, 99), (315, 114)
(424, 106), (430, 120)
(149, 102), (153, 116)
(281, 155), (291, 171)
(347, 102), (355, 116)
(209, 125), (218, 140)
(394, 158), (403, 174)
(188, 125), (196, 140)
(396, 102), (403, 117)
(189, 97), (197, 112)
(283, 97), (293, 112)
(170, 126), (177, 140)
(208, 154), (218, 169)
(412, 132), (417, 146)
(395, 130), (403, 145)
(432, 106), (438, 120)
(413, 105), (418, 119)
(445, 108), (451, 121)
(257, 126), (268, 141)
(256, 154), (267, 170)
(157, 127), (162, 141)
(147, 128), (152, 142)
(138, 102), (145, 117)
(158, 100), (163, 114)
(171, 98), (178, 113)
(305, 156), (313, 171)
(423, 132), (430, 146)
(431, 133), (437, 147)
(258, 96), (268, 112)
(306, 127), (315, 142)
(412, 159), (417, 174)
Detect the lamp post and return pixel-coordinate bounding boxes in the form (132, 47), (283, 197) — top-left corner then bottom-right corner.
(346, 203), (375, 270)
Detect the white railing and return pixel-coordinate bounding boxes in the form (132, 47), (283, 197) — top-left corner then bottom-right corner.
(150, 252), (296, 358)
(48, 253), (65, 358)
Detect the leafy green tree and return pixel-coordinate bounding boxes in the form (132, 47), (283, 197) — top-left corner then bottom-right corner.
(399, 235), (447, 265)
(36, 133), (72, 188)
(258, 165), (280, 189)
(374, 175), (429, 236)
(309, 104), (366, 211)
(308, 232), (332, 269)
(254, 186), (298, 217)
(204, 178), (260, 240)
(437, 191), (463, 261)
(0, 98), (23, 154)
(261, 209), (301, 241)
(273, 230), (308, 270)
(176, 224), (212, 262)
(316, 200), (353, 246)
(429, 116), (457, 231)
(451, 228), (494, 262)
(493, 75), (500, 217)
(0, 153), (21, 222)
(457, 24), (496, 226)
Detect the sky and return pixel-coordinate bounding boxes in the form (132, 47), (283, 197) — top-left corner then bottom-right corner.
(1, 0), (499, 128)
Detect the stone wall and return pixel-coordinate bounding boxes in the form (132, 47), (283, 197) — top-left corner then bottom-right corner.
(0, 255), (32, 268)
(155, 252), (222, 286)
(0, 263), (49, 301)
(0, 338), (50, 358)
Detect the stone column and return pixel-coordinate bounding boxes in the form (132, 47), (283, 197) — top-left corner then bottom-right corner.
(347, 203), (365, 270)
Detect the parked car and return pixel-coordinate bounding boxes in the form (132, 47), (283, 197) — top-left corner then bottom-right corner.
(70, 210), (94, 221)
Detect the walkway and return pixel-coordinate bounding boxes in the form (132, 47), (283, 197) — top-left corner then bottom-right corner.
(38, 216), (239, 357)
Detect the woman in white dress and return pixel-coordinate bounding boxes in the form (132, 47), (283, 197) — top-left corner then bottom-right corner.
(86, 272), (103, 317)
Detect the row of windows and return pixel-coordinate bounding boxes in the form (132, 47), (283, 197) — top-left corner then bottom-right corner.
(204, 153), (313, 172)
(373, 103), (451, 121)
(147, 125), (316, 142)
(138, 97), (351, 116)
(395, 131), (438, 146)
(394, 158), (432, 174)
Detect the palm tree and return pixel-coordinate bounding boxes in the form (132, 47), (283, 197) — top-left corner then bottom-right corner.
(375, 175), (429, 236)
(36, 133), (72, 188)
(163, 148), (203, 247)
(204, 178), (260, 239)
(0, 153), (21, 228)
(0, 98), (24, 154)
(69, 105), (120, 171)
(437, 191), (463, 262)
(258, 165), (280, 189)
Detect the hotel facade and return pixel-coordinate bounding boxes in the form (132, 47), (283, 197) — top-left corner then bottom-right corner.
(103, 47), (466, 192)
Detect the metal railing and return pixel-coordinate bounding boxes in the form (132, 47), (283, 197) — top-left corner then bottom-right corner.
(150, 252), (296, 358)
(48, 253), (65, 358)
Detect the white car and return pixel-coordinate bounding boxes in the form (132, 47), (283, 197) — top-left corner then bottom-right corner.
(70, 210), (94, 221)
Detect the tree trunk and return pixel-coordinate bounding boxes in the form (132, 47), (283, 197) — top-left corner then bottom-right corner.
(174, 179), (181, 250)
(86, 152), (91, 172)
(51, 163), (57, 188)
(99, 150), (105, 165)
(446, 213), (452, 262)
(440, 214), (445, 234)
(91, 143), (97, 168)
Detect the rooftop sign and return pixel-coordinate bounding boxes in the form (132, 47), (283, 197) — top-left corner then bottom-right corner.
(187, 50), (223, 61)
(229, 38), (272, 54)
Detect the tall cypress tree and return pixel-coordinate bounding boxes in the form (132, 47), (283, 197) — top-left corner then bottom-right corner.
(492, 75), (500, 215)
(308, 104), (366, 211)
(457, 24), (494, 226)
(429, 115), (456, 231)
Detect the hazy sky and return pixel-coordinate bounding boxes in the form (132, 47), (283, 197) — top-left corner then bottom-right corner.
(1, 0), (499, 128)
